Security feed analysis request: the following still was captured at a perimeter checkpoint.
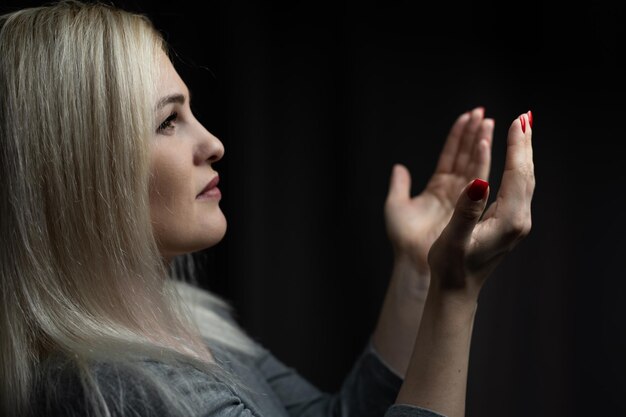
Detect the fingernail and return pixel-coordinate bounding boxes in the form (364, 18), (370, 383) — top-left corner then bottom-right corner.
(467, 179), (489, 201)
(519, 115), (526, 133)
(527, 110), (533, 128)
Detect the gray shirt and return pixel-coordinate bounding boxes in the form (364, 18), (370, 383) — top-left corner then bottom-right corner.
(34, 325), (444, 417)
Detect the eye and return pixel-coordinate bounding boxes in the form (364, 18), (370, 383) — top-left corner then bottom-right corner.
(157, 112), (178, 134)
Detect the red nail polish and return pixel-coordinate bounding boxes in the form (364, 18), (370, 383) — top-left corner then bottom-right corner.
(467, 179), (489, 201)
(528, 110), (533, 128)
(519, 115), (526, 133)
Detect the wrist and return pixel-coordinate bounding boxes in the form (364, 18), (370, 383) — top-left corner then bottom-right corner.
(424, 285), (480, 322)
(391, 253), (430, 300)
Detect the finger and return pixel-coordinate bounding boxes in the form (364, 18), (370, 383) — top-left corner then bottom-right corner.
(495, 112), (535, 221)
(471, 113), (535, 262)
(435, 111), (471, 173)
(525, 110), (534, 165)
(476, 117), (495, 148)
(440, 178), (490, 247)
(465, 118), (494, 181)
(452, 106), (485, 174)
(386, 163), (412, 205)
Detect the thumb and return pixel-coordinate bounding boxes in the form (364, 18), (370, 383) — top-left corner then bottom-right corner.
(442, 178), (489, 245)
(386, 163), (412, 205)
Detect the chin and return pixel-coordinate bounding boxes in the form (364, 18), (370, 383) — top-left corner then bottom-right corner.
(200, 213), (227, 249)
(208, 221), (227, 247)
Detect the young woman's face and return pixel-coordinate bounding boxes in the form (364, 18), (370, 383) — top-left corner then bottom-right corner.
(149, 51), (226, 263)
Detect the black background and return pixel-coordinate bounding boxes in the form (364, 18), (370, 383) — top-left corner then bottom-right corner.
(2, 1), (626, 416)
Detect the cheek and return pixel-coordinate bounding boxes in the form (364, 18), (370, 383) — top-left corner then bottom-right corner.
(149, 148), (194, 229)
(147, 142), (226, 257)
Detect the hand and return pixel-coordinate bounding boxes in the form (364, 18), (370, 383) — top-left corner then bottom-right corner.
(427, 112), (535, 300)
(384, 106), (494, 275)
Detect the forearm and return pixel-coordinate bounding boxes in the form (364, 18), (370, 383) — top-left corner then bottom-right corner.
(371, 254), (430, 377)
(394, 291), (478, 417)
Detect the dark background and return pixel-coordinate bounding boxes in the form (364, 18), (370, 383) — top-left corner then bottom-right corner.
(3, 1), (626, 416)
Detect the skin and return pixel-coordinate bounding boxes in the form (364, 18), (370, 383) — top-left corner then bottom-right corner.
(149, 51), (226, 264)
(373, 106), (496, 377)
(396, 113), (534, 417)
(147, 49), (535, 414)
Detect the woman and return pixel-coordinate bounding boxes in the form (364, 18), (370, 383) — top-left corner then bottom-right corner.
(0, 1), (535, 417)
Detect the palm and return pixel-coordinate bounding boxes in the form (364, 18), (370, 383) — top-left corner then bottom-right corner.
(384, 107), (494, 272)
(427, 111), (535, 295)
(467, 114), (535, 271)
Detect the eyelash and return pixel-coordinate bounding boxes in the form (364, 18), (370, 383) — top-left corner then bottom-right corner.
(157, 112), (178, 133)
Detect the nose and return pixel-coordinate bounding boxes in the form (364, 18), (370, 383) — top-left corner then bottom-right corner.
(194, 125), (224, 166)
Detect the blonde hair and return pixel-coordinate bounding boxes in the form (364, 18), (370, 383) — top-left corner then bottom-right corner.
(0, 1), (258, 415)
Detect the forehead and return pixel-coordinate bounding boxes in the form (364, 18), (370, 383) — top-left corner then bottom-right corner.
(157, 51), (188, 96)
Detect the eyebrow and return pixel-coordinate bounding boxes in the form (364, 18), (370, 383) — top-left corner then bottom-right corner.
(156, 90), (192, 110)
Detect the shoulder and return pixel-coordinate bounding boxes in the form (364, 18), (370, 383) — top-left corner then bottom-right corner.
(32, 355), (178, 417)
(33, 352), (256, 417)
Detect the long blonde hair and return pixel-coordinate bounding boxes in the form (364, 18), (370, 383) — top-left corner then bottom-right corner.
(0, 1), (258, 415)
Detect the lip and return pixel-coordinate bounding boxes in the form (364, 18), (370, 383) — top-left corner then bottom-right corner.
(197, 175), (219, 198)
